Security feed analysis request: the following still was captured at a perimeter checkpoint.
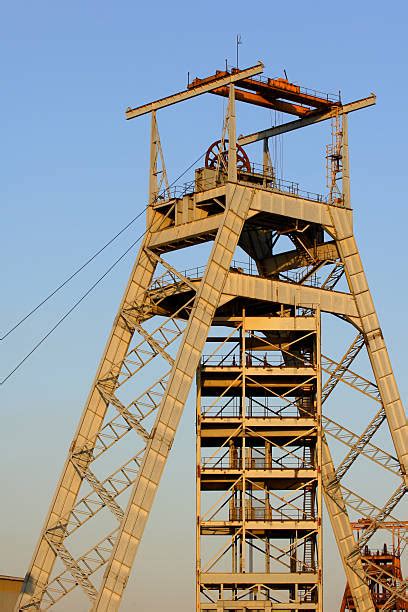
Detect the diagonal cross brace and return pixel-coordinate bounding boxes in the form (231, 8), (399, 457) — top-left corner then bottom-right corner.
(321, 332), (365, 403)
(44, 537), (98, 602)
(352, 483), (407, 551)
(340, 485), (408, 545)
(334, 407), (396, 480)
(97, 384), (150, 442)
(131, 321), (174, 366)
(323, 412), (399, 477)
(322, 354), (380, 402)
(72, 462), (125, 524)
(66, 454), (142, 536)
(40, 531), (118, 610)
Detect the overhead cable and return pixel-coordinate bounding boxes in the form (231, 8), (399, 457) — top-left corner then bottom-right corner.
(1, 150), (205, 384)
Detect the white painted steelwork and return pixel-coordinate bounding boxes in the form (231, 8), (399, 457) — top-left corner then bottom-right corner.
(13, 64), (407, 612)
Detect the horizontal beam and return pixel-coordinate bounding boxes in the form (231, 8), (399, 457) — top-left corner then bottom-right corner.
(146, 271), (359, 320)
(211, 86), (311, 116)
(222, 274), (358, 318)
(148, 212), (228, 251)
(200, 604), (317, 610)
(249, 184), (335, 228)
(125, 63), (264, 119)
(238, 76), (335, 109)
(238, 95), (376, 145)
(201, 572), (318, 585)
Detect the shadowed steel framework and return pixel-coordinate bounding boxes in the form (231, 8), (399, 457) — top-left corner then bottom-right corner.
(13, 63), (407, 611)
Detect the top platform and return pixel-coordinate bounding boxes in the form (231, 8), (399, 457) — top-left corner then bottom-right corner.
(188, 67), (340, 116)
(125, 62), (343, 120)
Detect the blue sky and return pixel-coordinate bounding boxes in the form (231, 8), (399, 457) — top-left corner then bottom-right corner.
(1, 1), (408, 610)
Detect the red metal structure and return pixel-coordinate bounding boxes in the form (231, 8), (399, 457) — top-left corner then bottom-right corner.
(188, 68), (340, 116)
(341, 520), (408, 611)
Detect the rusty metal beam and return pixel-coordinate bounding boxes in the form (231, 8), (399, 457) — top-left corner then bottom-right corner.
(237, 76), (335, 109)
(211, 86), (311, 116)
(125, 63), (264, 119)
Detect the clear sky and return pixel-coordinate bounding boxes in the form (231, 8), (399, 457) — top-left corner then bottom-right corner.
(1, 1), (408, 610)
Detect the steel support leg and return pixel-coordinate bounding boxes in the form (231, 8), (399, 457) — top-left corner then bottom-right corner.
(330, 206), (408, 482)
(16, 237), (158, 610)
(93, 184), (255, 611)
(321, 437), (375, 611)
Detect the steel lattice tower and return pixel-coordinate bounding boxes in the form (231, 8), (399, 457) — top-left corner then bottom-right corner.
(14, 63), (408, 611)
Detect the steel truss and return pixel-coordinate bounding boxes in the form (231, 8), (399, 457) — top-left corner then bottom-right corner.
(14, 64), (408, 612)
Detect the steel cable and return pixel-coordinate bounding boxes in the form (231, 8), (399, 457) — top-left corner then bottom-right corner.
(1, 212), (146, 341)
(1, 150), (205, 384)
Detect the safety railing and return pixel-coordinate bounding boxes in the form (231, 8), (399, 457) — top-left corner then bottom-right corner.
(154, 175), (217, 202)
(242, 71), (340, 104)
(201, 353), (284, 367)
(155, 167), (328, 204)
(201, 456), (312, 470)
(201, 403), (314, 419)
(151, 259), (329, 290)
(229, 505), (315, 522)
(238, 163), (328, 203)
(201, 351), (313, 368)
(280, 269), (321, 288)
(149, 259), (257, 294)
